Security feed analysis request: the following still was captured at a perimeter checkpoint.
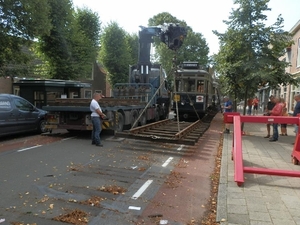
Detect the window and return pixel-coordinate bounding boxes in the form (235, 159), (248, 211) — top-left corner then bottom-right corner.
(14, 88), (19, 96)
(197, 80), (204, 92)
(14, 98), (33, 111)
(84, 90), (92, 99)
(297, 38), (300, 68)
(175, 80), (182, 92)
(34, 91), (44, 108)
(182, 79), (195, 92)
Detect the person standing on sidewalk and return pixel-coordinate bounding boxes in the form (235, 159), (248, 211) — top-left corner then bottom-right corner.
(280, 98), (288, 136)
(264, 95), (275, 138)
(293, 94), (300, 134)
(280, 107), (289, 136)
(247, 97), (253, 115)
(252, 96), (259, 115)
(90, 92), (106, 147)
(222, 96), (233, 133)
(268, 96), (283, 142)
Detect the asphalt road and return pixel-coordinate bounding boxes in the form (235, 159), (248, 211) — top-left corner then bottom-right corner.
(0, 130), (187, 225)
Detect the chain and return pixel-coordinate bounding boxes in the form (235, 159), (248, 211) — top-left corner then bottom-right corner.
(131, 133), (178, 140)
(172, 52), (181, 133)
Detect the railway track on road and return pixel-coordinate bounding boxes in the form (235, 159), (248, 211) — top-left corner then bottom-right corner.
(115, 112), (217, 145)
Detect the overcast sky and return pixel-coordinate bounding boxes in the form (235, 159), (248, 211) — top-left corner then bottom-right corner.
(72, 0), (300, 55)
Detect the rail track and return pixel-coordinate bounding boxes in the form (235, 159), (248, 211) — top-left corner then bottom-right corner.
(115, 112), (217, 145)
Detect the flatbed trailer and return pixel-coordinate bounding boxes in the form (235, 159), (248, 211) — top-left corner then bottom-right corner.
(43, 91), (168, 133)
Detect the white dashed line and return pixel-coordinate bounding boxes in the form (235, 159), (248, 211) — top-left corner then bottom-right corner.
(177, 145), (184, 151)
(128, 206), (141, 210)
(62, 137), (75, 141)
(162, 157), (173, 167)
(17, 145), (42, 152)
(131, 180), (153, 200)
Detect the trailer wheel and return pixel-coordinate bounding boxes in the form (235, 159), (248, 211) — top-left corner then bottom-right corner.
(130, 110), (139, 128)
(154, 109), (160, 122)
(139, 112), (147, 126)
(161, 107), (170, 120)
(116, 112), (124, 132)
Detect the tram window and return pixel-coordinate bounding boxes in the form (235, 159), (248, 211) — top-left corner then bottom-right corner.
(197, 81), (204, 92)
(183, 79), (196, 92)
(175, 80), (182, 92)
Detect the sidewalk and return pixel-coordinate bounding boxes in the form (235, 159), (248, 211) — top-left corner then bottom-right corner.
(217, 119), (300, 225)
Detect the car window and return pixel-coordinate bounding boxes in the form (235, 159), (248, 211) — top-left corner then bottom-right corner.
(0, 97), (12, 111)
(14, 98), (33, 111)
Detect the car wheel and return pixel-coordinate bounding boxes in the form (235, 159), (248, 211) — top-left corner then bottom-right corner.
(38, 120), (47, 133)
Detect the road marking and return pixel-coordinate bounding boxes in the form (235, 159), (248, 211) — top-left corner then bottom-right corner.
(131, 180), (153, 200)
(177, 145), (184, 151)
(62, 137), (75, 141)
(162, 157), (173, 167)
(17, 145), (42, 152)
(128, 206), (141, 210)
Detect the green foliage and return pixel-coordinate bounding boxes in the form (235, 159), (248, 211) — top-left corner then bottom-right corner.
(37, 0), (75, 79)
(148, 12), (210, 80)
(213, 0), (296, 102)
(73, 7), (101, 79)
(0, 0), (51, 76)
(38, 0), (101, 80)
(98, 22), (133, 86)
(125, 33), (139, 66)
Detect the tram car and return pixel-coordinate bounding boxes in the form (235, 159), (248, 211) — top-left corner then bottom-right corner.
(172, 61), (219, 120)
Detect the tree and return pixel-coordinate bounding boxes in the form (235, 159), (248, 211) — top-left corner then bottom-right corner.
(98, 22), (133, 86)
(148, 12), (210, 81)
(0, 0), (51, 76)
(37, 1), (101, 80)
(38, 0), (76, 79)
(73, 7), (101, 78)
(213, 0), (297, 112)
(125, 33), (139, 66)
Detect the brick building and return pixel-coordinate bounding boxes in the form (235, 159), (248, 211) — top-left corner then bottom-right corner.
(278, 19), (300, 113)
(0, 77), (13, 94)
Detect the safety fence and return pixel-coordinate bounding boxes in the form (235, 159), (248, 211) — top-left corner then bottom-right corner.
(224, 113), (300, 186)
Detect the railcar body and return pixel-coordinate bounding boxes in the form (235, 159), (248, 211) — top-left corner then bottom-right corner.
(172, 62), (219, 120)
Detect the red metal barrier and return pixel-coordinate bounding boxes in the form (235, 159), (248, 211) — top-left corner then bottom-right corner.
(232, 115), (244, 186)
(225, 113), (300, 186)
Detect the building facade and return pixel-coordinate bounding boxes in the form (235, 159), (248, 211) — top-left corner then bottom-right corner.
(278, 19), (300, 113)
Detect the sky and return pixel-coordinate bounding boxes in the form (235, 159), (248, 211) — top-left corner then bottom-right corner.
(72, 0), (300, 55)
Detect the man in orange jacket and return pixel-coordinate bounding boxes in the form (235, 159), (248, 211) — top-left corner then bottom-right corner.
(268, 96), (283, 142)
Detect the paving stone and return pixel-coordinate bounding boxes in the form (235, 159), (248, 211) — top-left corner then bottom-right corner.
(271, 219), (296, 225)
(227, 204), (248, 214)
(250, 221), (273, 225)
(268, 209), (293, 220)
(249, 211), (271, 222)
(217, 118), (300, 225)
(247, 203), (268, 213)
(227, 213), (250, 225)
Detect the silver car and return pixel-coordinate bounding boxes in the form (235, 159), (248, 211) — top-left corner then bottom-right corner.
(0, 94), (48, 137)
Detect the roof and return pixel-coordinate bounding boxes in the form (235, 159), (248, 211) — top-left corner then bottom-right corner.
(14, 79), (91, 88)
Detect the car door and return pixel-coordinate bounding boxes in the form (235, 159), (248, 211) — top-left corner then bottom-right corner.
(13, 97), (38, 132)
(0, 96), (19, 136)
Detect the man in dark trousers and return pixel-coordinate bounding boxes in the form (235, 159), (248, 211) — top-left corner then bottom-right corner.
(293, 94), (300, 134)
(264, 95), (275, 138)
(222, 96), (233, 134)
(268, 96), (283, 142)
(90, 92), (106, 147)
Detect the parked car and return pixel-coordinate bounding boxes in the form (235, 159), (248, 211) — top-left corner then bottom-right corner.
(0, 94), (48, 137)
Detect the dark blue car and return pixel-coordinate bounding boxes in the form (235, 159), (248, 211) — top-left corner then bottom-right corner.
(0, 94), (48, 137)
